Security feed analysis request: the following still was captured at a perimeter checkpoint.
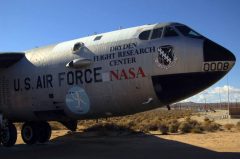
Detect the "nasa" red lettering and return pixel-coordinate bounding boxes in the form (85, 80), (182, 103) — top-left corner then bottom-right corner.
(110, 67), (146, 81)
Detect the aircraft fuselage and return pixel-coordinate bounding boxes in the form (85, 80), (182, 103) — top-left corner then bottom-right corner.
(0, 22), (236, 122)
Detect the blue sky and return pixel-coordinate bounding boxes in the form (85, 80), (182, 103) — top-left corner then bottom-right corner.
(0, 0), (239, 103)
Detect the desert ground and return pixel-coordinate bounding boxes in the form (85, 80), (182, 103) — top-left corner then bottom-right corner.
(0, 109), (240, 159)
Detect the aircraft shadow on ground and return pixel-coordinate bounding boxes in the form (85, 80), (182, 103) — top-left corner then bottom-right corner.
(0, 130), (239, 159)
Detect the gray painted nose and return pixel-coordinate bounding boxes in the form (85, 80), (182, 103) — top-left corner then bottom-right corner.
(203, 39), (236, 62)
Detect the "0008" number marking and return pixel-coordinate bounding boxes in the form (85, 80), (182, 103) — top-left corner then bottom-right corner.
(203, 62), (229, 72)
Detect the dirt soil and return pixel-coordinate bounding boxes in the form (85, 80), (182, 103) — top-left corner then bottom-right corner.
(0, 130), (238, 159)
(158, 131), (240, 152)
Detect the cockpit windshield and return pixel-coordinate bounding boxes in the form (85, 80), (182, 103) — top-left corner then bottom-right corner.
(175, 25), (203, 39)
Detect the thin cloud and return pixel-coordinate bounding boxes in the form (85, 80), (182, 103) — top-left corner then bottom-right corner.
(210, 85), (240, 94)
(182, 85), (240, 103)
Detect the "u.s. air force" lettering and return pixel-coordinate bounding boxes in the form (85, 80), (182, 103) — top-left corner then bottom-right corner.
(13, 67), (102, 91)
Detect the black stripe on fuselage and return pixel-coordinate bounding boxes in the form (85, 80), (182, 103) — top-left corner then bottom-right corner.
(151, 71), (226, 105)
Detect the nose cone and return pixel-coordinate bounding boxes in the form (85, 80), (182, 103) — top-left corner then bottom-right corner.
(151, 39), (236, 105)
(203, 39), (236, 62)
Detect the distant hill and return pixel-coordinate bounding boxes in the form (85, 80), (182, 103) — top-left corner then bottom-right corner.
(172, 102), (239, 110)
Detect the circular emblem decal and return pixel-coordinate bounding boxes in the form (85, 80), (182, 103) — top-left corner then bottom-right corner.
(65, 86), (90, 114)
(155, 45), (177, 69)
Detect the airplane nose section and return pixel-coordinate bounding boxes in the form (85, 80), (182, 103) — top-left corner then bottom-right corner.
(152, 72), (226, 105)
(151, 39), (236, 106)
(203, 39), (236, 62)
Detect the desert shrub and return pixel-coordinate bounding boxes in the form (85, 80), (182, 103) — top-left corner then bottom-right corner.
(191, 126), (203, 133)
(144, 118), (160, 131)
(147, 124), (159, 131)
(83, 123), (136, 135)
(179, 118), (202, 133)
(168, 119), (179, 125)
(200, 118), (220, 132)
(15, 123), (23, 131)
(236, 122), (240, 131)
(224, 123), (234, 130)
(50, 122), (66, 130)
(168, 120), (180, 133)
(83, 124), (102, 132)
(188, 119), (200, 127)
(116, 119), (136, 129)
(204, 117), (211, 123)
(137, 124), (147, 132)
(201, 121), (220, 132)
(185, 117), (191, 122)
(127, 121), (136, 128)
(78, 109), (193, 133)
(168, 123), (179, 133)
(179, 122), (192, 133)
(159, 123), (169, 135)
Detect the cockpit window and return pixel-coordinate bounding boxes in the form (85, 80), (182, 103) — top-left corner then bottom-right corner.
(175, 26), (203, 38)
(94, 35), (102, 41)
(151, 28), (163, 39)
(139, 30), (151, 40)
(164, 27), (179, 37)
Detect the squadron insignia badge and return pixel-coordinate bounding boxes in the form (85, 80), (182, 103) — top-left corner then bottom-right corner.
(65, 86), (90, 114)
(155, 45), (177, 69)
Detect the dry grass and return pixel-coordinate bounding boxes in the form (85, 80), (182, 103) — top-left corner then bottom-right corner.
(78, 109), (192, 133)
(13, 109), (228, 134)
(224, 123), (235, 131)
(78, 110), (224, 134)
(236, 122), (240, 131)
(201, 118), (221, 132)
(50, 122), (67, 130)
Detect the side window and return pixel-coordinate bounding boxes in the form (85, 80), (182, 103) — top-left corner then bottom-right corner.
(139, 30), (151, 40)
(151, 28), (163, 39)
(164, 27), (178, 37)
(73, 42), (84, 52)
